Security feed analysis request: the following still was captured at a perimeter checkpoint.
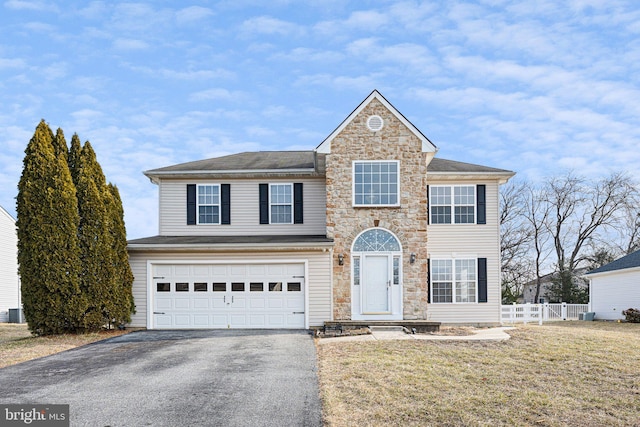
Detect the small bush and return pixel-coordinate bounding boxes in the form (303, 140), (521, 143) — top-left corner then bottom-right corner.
(621, 308), (640, 323)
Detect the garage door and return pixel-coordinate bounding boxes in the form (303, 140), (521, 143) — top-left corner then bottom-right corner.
(152, 263), (305, 329)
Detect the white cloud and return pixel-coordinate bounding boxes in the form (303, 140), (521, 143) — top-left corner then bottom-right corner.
(176, 6), (214, 25)
(240, 15), (304, 37)
(4, 0), (57, 12)
(0, 58), (26, 69)
(112, 38), (149, 50)
(189, 88), (249, 103)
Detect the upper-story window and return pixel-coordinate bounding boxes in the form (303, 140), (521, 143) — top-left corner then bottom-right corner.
(270, 184), (293, 224)
(430, 185), (476, 224)
(353, 160), (399, 206)
(197, 184), (220, 224)
(259, 183), (303, 225)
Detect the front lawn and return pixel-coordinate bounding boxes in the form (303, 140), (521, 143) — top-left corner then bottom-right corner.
(317, 322), (640, 426)
(0, 323), (129, 369)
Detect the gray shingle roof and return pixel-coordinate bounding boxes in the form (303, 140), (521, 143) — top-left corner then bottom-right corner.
(146, 151), (324, 174)
(587, 249), (640, 275)
(428, 158), (514, 174)
(145, 150), (513, 177)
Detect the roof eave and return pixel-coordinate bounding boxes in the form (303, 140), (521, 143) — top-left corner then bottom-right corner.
(144, 168), (323, 182)
(427, 171), (516, 183)
(586, 265), (640, 278)
(127, 241), (335, 252)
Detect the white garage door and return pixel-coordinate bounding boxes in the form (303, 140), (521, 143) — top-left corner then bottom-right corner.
(152, 263), (305, 329)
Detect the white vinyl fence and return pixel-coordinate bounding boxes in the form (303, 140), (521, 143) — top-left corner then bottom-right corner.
(501, 303), (590, 325)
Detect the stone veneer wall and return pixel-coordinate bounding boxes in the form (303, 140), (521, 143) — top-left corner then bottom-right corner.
(326, 98), (429, 320)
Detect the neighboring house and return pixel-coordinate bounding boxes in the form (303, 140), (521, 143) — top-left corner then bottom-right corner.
(127, 90), (514, 329)
(0, 205), (19, 322)
(586, 250), (640, 320)
(521, 268), (589, 303)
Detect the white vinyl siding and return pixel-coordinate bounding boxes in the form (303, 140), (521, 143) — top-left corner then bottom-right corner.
(427, 180), (501, 325)
(0, 207), (19, 322)
(127, 250), (332, 328)
(589, 268), (640, 321)
(158, 178), (326, 236)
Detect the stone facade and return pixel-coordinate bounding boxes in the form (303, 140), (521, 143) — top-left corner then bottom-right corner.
(325, 98), (429, 320)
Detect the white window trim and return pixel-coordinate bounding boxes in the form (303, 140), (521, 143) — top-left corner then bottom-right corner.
(352, 160), (400, 207)
(269, 183), (294, 224)
(196, 184), (221, 225)
(429, 184), (476, 225)
(430, 257), (478, 304)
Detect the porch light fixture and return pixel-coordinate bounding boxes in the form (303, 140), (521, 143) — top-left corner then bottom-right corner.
(338, 253), (344, 266)
(410, 253), (416, 264)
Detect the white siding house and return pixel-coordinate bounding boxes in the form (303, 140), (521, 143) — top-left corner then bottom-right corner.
(0, 206), (19, 322)
(586, 250), (640, 321)
(128, 90), (514, 329)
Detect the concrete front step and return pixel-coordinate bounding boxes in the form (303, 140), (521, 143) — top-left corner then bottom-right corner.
(323, 320), (440, 333)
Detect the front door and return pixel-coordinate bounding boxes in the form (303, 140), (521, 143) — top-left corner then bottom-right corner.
(362, 255), (390, 313)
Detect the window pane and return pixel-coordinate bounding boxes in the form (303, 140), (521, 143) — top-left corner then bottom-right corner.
(176, 282), (189, 292)
(271, 205), (292, 224)
(287, 282), (301, 292)
(194, 282), (207, 292)
(353, 257), (360, 286)
(269, 282), (282, 291)
(157, 283), (170, 292)
(454, 206), (474, 224)
(354, 161), (398, 205)
(212, 282), (226, 292)
(393, 257), (400, 285)
(250, 282), (263, 292)
(432, 282), (452, 303)
(231, 282), (245, 292)
(199, 205), (220, 224)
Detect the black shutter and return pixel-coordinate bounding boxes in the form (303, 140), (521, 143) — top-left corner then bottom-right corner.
(478, 257), (488, 303)
(294, 183), (303, 224)
(187, 184), (196, 225)
(259, 184), (269, 224)
(427, 258), (431, 303)
(221, 184), (231, 225)
(477, 184), (486, 225)
(426, 185), (430, 225)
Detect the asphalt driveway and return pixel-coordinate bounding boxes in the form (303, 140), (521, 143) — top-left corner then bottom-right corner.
(0, 330), (322, 426)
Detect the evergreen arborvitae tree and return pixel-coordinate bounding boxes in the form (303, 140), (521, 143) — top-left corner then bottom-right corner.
(68, 133), (82, 186)
(75, 141), (113, 331)
(52, 128), (68, 163)
(106, 183), (136, 325)
(17, 120), (87, 335)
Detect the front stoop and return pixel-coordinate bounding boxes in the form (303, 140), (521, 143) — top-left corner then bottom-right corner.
(322, 320), (440, 334)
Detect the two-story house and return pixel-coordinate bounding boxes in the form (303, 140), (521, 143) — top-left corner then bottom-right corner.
(127, 90), (514, 329)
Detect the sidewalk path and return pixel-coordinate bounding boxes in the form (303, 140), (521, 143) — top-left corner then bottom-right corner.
(316, 326), (515, 345)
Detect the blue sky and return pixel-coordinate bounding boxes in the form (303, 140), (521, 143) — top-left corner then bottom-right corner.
(1, 1), (639, 239)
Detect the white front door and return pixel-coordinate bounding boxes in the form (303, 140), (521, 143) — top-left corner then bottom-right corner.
(362, 255), (390, 313)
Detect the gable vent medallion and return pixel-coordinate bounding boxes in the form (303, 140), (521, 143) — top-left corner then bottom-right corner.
(367, 115), (384, 132)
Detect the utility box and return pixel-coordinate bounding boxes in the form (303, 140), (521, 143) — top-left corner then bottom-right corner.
(8, 308), (25, 323)
(583, 312), (595, 321)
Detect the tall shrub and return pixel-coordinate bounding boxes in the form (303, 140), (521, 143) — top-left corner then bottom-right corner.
(17, 120), (87, 335)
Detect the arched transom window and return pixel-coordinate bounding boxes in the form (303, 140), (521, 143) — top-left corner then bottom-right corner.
(352, 228), (401, 252)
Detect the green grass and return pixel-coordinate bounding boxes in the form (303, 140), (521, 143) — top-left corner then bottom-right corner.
(317, 322), (640, 426)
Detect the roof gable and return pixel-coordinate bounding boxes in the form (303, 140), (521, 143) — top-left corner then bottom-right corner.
(315, 90), (437, 154)
(587, 249), (640, 275)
